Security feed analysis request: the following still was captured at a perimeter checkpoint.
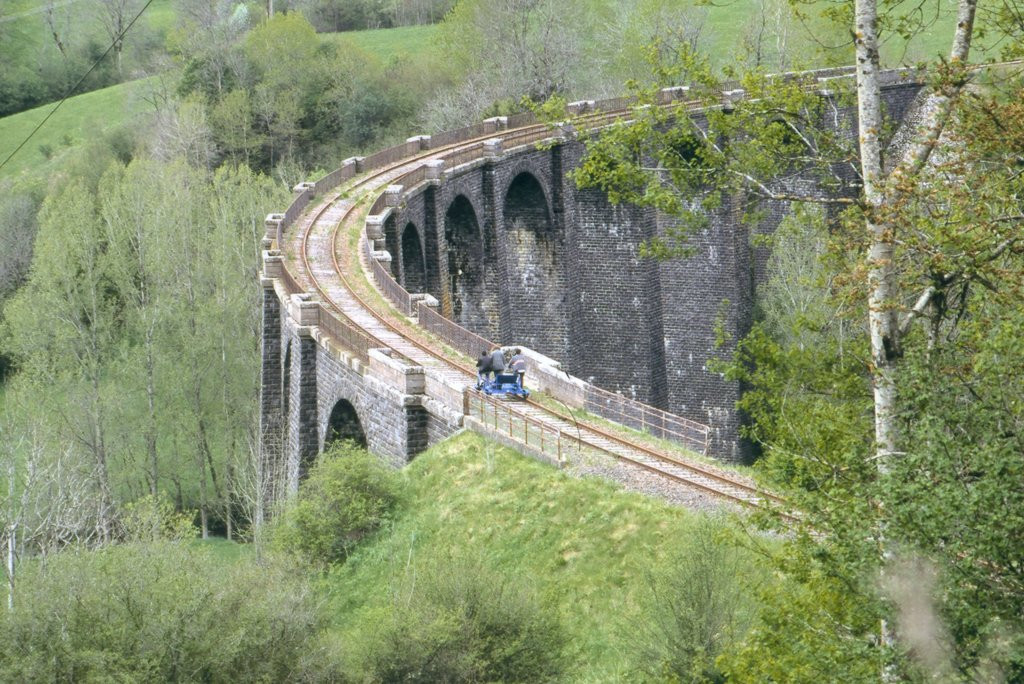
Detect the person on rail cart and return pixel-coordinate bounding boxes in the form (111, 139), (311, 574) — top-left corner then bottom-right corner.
(476, 350), (492, 389)
(489, 347), (506, 382)
(509, 348), (527, 389)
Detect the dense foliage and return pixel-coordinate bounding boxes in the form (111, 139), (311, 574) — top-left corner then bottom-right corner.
(354, 553), (568, 682)
(568, 8), (1024, 678)
(0, 539), (332, 682)
(273, 441), (404, 564)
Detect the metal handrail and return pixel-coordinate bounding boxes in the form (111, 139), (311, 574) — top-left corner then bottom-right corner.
(318, 308), (372, 364)
(441, 143), (484, 170)
(465, 390), (573, 466)
(367, 240), (414, 316)
(430, 122), (489, 149)
(417, 302), (491, 358)
(583, 386), (710, 455)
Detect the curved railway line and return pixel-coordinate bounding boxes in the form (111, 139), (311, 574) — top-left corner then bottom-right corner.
(278, 97), (799, 520)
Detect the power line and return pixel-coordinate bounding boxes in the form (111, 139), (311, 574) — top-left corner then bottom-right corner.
(0, 0), (157, 174)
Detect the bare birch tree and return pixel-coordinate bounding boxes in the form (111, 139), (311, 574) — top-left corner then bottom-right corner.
(93, 0), (143, 77)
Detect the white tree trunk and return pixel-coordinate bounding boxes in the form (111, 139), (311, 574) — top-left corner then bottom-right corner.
(854, 0), (900, 463)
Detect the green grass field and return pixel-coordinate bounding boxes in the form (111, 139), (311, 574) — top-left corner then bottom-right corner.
(0, 76), (157, 184)
(0, 23), (440, 185)
(323, 430), (767, 681)
(326, 23), (440, 61)
(0, 0), (177, 51)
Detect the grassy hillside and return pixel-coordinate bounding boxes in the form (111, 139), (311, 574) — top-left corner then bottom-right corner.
(323, 431), (767, 681)
(0, 24), (441, 185)
(0, 0), (176, 59)
(0, 77), (157, 185)
(327, 23), (440, 61)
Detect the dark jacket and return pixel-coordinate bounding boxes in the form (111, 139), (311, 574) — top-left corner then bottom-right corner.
(477, 351), (492, 372)
(490, 348), (506, 372)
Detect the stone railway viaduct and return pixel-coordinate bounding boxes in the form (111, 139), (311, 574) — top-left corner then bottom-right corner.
(259, 66), (927, 501)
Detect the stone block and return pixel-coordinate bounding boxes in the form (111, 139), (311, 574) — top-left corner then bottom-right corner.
(483, 116), (507, 133)
(385, 185), (404, 207)
(425, 159), (445, 181)
(368, 348), (426, 396)
(342, 156), (364, 173)
(483, 138), (503, 158)
(366, 214), (385, 239)
(290, 294), (320, 327)
(265, 213), (284, 241)
(262, 250), (283, 279)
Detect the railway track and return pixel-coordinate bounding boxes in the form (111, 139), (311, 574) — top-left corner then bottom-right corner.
(281, 110), (796, 521)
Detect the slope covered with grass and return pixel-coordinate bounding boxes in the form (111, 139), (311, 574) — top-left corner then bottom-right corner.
(322, 431), (767, 681)
(0, 77), (156, 184)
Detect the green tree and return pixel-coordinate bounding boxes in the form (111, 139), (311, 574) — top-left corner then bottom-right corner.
(0, 540), (334, 681)
(2, 155), (285, 543)
(3, 179), (120, 541)
(633, 518), (757, 682)
(274, 441), (403, 565)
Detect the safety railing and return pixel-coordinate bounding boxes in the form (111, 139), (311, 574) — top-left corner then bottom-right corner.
(417, 302), (491, 358)
(366, 239), (414, 316)
(593, 95), (636, 113)
(361, 141), (416, 173)
(465, 390), (577, 466)
(318, 308), (372, 365)
(400, 164), (430, 190)
(584, 386), (711, 455)
(279, 263), (303, 296)
(313, 163), (357, 196)
(500, 126), (560, 150)
(506, 111), (537, 129)
(441, 143), (485, 170)
(430, 121), (489, 149)
(281, 190), (311, 233)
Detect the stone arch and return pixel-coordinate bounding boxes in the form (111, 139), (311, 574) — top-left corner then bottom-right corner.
(444, 194), (499, 337)
(401, 222), (426, 293)
(501, 171), (566, 359)
(383, 214), (399, 277)
(323, 398), (367, 452)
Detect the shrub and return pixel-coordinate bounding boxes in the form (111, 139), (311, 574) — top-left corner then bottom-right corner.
(0, 541), (337, 682)
(632, 519), (756, 682)
(355, 553), (568, 683)
(275, 441), (403, 565)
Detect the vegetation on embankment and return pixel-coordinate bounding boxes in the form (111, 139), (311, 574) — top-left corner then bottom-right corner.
(0, 434), (771, 681)
(318, 432), (767, 681)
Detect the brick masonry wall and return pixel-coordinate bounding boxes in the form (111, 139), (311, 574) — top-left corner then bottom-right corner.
(258, 283), (284, 510)
(491, 150), (569, 360)
(560, 141), (668, 407)
(315, 347), (410, 470)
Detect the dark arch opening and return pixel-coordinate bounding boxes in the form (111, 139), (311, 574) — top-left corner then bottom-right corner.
(323, 398), (367, 452)
(665, 129), (708, 167)
(383, 215), (399, 278)
(282, 341), (292, 425)
(401, 222), (426, 293)
(502, 172), (565, 359)
(445, 195), (498, 337)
